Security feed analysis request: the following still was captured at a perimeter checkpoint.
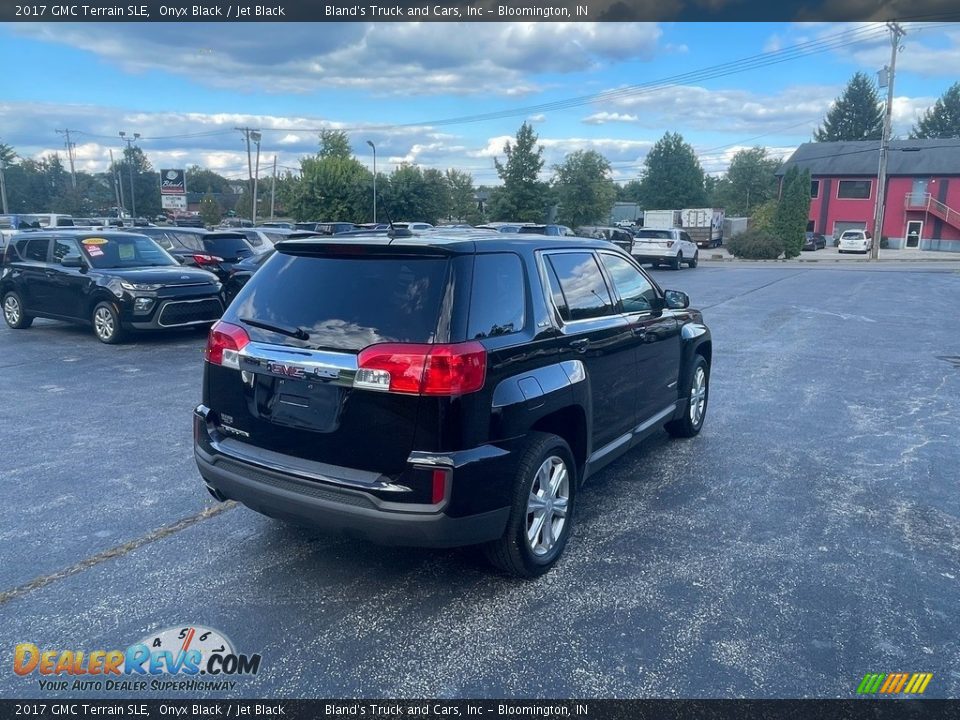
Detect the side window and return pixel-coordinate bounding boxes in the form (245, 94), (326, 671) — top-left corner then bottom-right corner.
(546, 252), (614, 322)
(19, 237), (50, 262)
(681, 232), (693, 244)
(468, 253), (525, 339)
(599, 253), (658, 313)
(53, 237), (81, 261)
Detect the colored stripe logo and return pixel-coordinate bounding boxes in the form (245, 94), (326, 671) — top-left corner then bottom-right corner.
(857, 673), (933, 694)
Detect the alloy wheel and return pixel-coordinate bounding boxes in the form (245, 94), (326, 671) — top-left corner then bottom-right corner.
(690, 365), (707, 425)
(3, 296), (21, 325)
(526, 456), (570, 556)
(94, 307), (115, 341)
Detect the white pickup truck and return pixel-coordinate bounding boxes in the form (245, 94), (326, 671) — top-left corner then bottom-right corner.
(630, 228), (700, 269)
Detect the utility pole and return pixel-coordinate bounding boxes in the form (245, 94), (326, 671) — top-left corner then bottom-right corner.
(0, 159), (8, 214)
(235, 127), (260, 222)
(270, 155), (277, 220)
(366, 140), (377, 223)
(871, 21), (906, 261)
(118, 131), (141, 219)
(56, 129), (78, 190)
(252, 131), (262, 225)
(110, 149), (124, 218)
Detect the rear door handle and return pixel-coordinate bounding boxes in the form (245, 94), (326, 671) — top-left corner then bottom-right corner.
(570, 338), (589, 353)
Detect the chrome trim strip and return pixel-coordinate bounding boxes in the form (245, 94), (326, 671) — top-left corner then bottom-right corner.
(238, 342), (357, 384)
(210, 436), (410, 493)
(632, 403), (678, 435)
(587, 432), (631, 464)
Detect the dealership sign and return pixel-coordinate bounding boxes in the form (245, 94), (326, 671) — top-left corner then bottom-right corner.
(161, 195), (187, 210)
(160, 169), (186, 195)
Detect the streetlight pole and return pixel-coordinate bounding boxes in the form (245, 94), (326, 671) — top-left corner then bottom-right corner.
(251, 131), (262, 225)
(366, 140), (377, 223)
(0, 159), (8, 214)
(270, 155), (277, 220)
(871, 22), (905, 261)
(118, 131), (141, 219)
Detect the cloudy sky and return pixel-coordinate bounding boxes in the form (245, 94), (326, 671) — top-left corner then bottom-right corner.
(1, 21), (958, 185)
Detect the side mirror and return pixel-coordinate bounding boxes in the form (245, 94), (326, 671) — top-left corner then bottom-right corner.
(61, 255), (84, 268)
(664, 289), (690, 310)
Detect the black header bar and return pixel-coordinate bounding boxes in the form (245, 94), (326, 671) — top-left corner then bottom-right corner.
(2, 0), (959, 22)
(0, 700), (956, 719)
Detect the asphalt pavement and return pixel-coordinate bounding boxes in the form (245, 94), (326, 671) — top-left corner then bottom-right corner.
(2, 263), (958, 699)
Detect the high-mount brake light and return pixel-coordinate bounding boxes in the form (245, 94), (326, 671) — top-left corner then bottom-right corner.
(205, 321), (250, 369)
(355, 342), (486, 396)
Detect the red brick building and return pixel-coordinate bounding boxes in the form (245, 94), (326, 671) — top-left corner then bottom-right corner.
(777, 139), (960, 252)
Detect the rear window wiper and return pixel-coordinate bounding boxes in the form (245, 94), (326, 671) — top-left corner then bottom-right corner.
(239, 317), (310, 341)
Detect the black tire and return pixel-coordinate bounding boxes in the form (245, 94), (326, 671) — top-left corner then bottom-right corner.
(687, 251), (698, 268)
(483, 432), (577, 578)
(670, 253), (682, 270)
(92, 301), (125, 344)
(2, 291), (33, 329)
(666, 354), (710, 438)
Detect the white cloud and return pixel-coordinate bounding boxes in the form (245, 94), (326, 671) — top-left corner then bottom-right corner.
(582, 112), (641, 125)
(11, 22), (663, 97)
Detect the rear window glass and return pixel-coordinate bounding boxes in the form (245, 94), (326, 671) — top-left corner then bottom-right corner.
(228, 255), (451, 351)
(637, 230), (672, 239)
(468, 254), (524, 339)
(517, 226), (546, 234)
(204, 236), (251, 257)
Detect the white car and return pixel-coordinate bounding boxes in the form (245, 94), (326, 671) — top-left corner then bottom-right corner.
(631, 228), (699, 269)
(837, 230), (873, 254)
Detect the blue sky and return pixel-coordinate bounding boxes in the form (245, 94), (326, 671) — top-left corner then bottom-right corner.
(1, 21), (958, 185)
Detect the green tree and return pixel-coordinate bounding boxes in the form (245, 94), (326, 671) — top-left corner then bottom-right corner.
(186, 165), (233, 195)
(716, 147), (781, 215)
(287, 150), (370, 222)
(490, 122), (548, 222)
(552, 150), (617, 227)
(749, 199), (778, 233)
(0, 143), (16, 165)
(380, 164), (449, 225)
(318, 129), (353, 159)
(911, 82), (960, 139)
(773, 166), (812, 258)
(199, 192), (222, 226)
(617, 179), (644, 204)
(637, 132), (708, 209)
(814, 72), (883, 142)
(111, 145), (160, 217)
(445, 169), (481, 223)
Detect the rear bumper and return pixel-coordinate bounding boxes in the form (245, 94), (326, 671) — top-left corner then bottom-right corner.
(631, 252), (676, 264)
(193, 406), (511, 548)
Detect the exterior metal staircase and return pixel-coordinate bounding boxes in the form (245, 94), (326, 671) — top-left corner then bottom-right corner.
(905, 193), (960, 230)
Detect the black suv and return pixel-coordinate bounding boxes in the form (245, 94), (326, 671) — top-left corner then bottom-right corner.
(194, 234), (711, 576)
(1, 230), (223, 343)
(135, 227), (265, 284)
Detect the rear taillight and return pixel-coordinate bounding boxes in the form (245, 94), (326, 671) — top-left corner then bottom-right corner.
(666, 240), (675, 248)
(355, 341), (486, 396)
(193, 253), (224, 265)
(205, 321), (250, 369)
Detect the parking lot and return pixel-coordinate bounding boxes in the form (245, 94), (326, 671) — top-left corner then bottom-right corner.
(2, 263), (959, 699)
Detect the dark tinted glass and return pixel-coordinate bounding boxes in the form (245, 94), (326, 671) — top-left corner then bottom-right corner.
(637, 230), (672, 239)
(599, 253), (657, 313)
(78, 235), (176, 268)
(468, 253), (524, 339)
(53, 237), (80, 261)
(546, 252), (613, 322)
(227, 255), (451, 351)
(204, 236), (251, 258)
(837, 180), (871, 199)
(20, 238), (49, 261)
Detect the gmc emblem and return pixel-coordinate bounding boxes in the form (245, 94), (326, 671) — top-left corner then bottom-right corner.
(266, 361), (306, 379)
